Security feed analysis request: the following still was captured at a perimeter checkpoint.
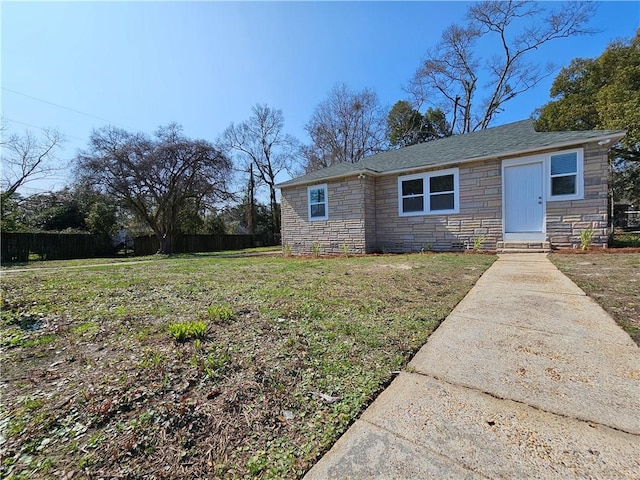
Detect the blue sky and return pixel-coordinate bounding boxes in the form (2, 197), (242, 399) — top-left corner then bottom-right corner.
(2, 1), (639, 196)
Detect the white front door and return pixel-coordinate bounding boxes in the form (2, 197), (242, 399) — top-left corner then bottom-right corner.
(504, 162), (544, 238)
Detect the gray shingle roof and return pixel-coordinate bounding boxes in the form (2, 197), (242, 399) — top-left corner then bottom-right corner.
(278, 119), (625, 188)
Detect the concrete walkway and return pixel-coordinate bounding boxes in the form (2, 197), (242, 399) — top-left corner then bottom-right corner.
(305, 254), (640, 479)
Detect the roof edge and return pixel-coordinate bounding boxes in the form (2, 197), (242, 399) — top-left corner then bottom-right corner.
(277, 130), (626, 189)
(277, 168), (380, 189)
(380, 131), (627, 177)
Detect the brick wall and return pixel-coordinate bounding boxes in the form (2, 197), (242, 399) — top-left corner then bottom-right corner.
(375, 159), (502, 252)
(546, 143), (609, 248)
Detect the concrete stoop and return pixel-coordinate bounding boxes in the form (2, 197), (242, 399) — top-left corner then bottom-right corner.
(496, 241), (551, 253)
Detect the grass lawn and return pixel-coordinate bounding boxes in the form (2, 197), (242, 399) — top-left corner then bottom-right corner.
(551, 252), (640, 345)
(0, 252), (494, 479)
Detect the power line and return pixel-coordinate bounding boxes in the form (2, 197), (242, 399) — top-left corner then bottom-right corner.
(2, 117), (87, 143)
(1, 86), (135, 131)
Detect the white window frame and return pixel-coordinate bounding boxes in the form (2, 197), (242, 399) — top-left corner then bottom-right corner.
(308, 184), (328, 221)
(398, 168), (460, 217)
(547, 148), (584, 202)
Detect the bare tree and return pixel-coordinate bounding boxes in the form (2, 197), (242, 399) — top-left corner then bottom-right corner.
(303, 83), (387, 172)
(220, 104), (299, 233)
(1, 124), (66, 197)
(76, 123), (231, 254)
(408, 1), (596, 133)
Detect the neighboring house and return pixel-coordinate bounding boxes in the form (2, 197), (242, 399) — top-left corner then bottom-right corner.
(277, 120), (626, 254)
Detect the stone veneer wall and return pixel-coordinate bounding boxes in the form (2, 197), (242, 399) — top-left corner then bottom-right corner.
(363, 175), (377, 250)
(280, 143), (610, 254)
(374, 159), (503, 252)
(280, 176), (370, 255)
(546, 143), (609, 248)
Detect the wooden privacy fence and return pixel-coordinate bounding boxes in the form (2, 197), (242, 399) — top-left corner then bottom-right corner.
(133, 233), (280, 256)
(1, 232), (104, 263)
(1, 232), (280, 263)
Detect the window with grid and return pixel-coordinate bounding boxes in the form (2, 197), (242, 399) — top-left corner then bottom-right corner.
(308, 184), (328, 221)
(398, 169), (459, 216)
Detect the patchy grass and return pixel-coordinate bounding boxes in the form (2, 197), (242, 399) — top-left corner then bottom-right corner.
(0, 255), (157, 271)
(1, 252), (494, 479)
(0, 246), (281, 272)
(551, 252), (640, 345)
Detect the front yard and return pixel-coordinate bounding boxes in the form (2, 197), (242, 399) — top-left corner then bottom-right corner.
(551, 252), (640, 345)
(1, 252), (494, 479)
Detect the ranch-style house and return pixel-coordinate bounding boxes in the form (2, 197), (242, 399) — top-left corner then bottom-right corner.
(277, 119), (626, 254)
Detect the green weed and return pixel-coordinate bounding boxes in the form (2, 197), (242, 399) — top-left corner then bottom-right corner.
(421, 243), (433, 253)
(203, 349), (230, 380)
(112, 305), (130, 317)
(580, 227), (594, 251)
(167, 320), (207, 342)
(78, 454), (95, 469)
(189, 347), (230, 381)
(73, 321), (97, 335)
(86, 433), (103, 449)
(23, 397), (43, 411)
(21, 334), (56, 348)
(1, 331), (25, 348)
(138, 348), (166, 369)
(473, 236), (486, 251)
(206, 304), (235, 322)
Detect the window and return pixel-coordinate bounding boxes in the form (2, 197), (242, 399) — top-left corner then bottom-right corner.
(549, 150), (583, 200)
(401, 178), (424, 213)
(429, 174), (455, 211)
(398, 169), (459, 216)
(308, 184), (328, 221)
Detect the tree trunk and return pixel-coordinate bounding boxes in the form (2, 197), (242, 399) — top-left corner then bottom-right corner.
(157, 231), (174, 254)
(247, 164), (255, 235)
(269, 186), (278, 234)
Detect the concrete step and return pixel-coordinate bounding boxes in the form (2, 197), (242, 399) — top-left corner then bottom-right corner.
(497, 241), (551, 253)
